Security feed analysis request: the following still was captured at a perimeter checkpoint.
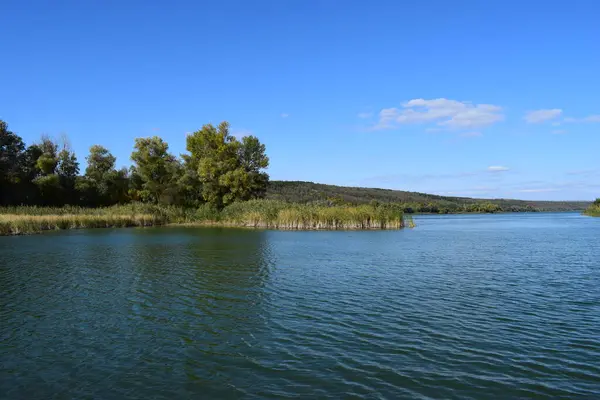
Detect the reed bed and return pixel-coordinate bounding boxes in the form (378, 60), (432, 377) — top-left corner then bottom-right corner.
(584, 204), (600, 217)
(217, 200), (405, 230)
(0, 199), (407, 235)
(0, 213), (165, 235)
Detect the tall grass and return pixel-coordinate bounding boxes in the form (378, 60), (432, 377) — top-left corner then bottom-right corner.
(0, 213), (164, 235)
(0, 204), (171, 235)
(0, 203), (195, 221)
(217, 200), (404, 230)
(584, 203), (600, 217)
(0, 200), (407, 235)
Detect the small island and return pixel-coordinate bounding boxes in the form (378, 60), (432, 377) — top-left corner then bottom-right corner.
(0, 119), (593, 235)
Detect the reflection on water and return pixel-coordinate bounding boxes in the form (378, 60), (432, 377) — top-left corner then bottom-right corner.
(1, 228), (274, 398)
(1, 214), (600, 399)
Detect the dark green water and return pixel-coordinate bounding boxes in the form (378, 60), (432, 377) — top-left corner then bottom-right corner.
(1, 213), (599, 399)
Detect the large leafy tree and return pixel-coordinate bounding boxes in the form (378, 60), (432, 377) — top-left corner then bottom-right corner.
(56, 138), (80, 204)
(186, 121), (269, 208)
(178, 153), (204, 207)
(31, 135), (64, 205)
(78, 145), (125, 206)
(237, 135), (269, 199)
(85, 145), (116, 180)
(0, 120), (26, 204)
(186, 122), (239, 208)
(130, 136), (181, 204)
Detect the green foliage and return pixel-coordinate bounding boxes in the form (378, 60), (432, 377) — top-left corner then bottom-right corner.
(0, 120), (26, 183)
(266, 181), (590, 213)
(81, 145), (129, 206)
(584, 199), (600, 217)
(130, 136), (181, 204)
(1, 120), (28, 205)
(57, 148), (79, 182)
(186, 122), (269, 209)
(86, 145), (116, 180)
(34, 179), (59, 205)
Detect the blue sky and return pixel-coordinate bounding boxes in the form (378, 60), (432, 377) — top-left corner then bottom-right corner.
(1, 0), (599, 200)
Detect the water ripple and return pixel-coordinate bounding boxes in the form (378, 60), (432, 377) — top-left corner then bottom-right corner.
(1, 215), (600, 398)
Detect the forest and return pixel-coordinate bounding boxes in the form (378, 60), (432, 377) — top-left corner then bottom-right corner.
(266, 181), (591, 213)
(0, 119), (268, 209)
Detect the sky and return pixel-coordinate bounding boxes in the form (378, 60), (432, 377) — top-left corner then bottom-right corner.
(1, 0), (599, 201)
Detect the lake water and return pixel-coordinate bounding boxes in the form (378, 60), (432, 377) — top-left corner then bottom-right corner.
(1, 213), (599, 399)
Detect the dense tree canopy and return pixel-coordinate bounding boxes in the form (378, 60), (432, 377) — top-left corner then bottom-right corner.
(186, 122), (270, 208)
(130, 136), (181, 204)
(0, 119), (270, 209)
(0, 121), (26, 205)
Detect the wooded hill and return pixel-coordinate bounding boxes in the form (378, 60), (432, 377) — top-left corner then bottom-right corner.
(266, 181), (590, 213)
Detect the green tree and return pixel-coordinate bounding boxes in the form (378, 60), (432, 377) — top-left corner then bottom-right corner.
(85, 145), (116, 182)
(237, 135), (269, 199)
(56, 139), (80, 204)
(130, 136), (181, 204)
(178, 154), (204, 207)
(186, 122), (239, 208)
(186, 121), (269, 208)
(31, 135), (63, 205)
(35, 135), (59, 175)
(0, 120), (26, 204)
(79, 145), (121, 206)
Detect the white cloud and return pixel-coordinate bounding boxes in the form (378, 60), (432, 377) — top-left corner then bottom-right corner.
(524, 109), (562, 123)
(372, 98), (504, 131)
(357, 112), (373, 119)
(459, 131), (482, 138)
(280, 113), (289, 118)
(552, 129), (567, 135)
(487, 166), (510, 172)
(564, 115), (600, 123)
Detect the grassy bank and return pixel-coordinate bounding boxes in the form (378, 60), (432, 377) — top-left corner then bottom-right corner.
(0, 200), (405, 235)
(584, 201), (600, 217)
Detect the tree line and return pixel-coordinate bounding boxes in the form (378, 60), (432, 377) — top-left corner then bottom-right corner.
(0, 120), (269, 209)
(265, 181), (590, 213)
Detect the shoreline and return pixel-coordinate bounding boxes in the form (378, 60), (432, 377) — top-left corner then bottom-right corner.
(2, 207), (593, 236)
(0, 219), (406, 236)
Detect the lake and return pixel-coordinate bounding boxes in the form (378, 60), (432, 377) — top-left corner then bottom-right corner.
(1, 213), (599, 399)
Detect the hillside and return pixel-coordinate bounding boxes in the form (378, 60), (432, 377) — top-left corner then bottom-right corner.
(266, 181), (590, 213)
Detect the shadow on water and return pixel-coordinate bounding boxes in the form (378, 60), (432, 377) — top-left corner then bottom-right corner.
(0, 227), (274, 399)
